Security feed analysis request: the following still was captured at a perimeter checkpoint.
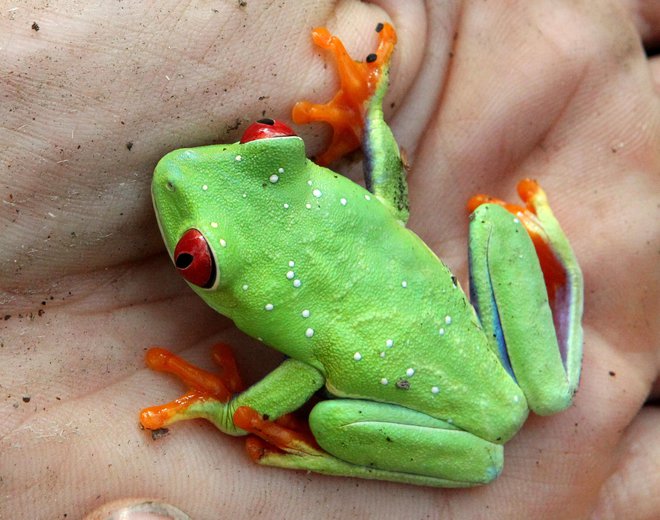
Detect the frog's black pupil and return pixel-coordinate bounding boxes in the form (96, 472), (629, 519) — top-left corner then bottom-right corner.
(175, 253), (193, 269)
(257, 118), (275, 125)
(366, 53), (377, 63)
(376, 23), (384, 33)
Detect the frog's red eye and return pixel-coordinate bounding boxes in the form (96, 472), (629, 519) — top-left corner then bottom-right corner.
(240, 118), (297, 143)
(173, 229), (216, 288)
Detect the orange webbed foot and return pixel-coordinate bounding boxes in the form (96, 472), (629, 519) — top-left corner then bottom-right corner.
(140, 343), (244, 431)
(233, 406), (323, 461)
(292, 23), (397, 165)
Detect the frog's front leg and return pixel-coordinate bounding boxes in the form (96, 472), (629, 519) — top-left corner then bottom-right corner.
(140, 344), (241, 431)
(468, 180), (584, 415)
(140, 344), (325, 436)
(236, 399), (504, 487)
(292, 22), (410, 224)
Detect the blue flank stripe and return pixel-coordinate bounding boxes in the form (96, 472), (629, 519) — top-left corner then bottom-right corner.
(470, 268), (516, 382)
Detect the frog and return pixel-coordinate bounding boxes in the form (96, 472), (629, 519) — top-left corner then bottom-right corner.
(140, 22), (583, 487)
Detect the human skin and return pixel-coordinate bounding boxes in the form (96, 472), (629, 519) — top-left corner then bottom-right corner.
(1, 1), (658, 518)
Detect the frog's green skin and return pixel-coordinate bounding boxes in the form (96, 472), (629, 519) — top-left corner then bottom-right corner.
(150, 33), (583, 488)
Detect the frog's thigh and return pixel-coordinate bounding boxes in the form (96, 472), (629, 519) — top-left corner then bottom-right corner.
(469, 204), (571, 414)
(309, 399), (503, 485)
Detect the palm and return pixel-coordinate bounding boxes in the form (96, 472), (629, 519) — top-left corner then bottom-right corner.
(2, 2), (658, 519)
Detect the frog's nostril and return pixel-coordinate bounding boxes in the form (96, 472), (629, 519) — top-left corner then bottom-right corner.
(166, 180), (175, 191)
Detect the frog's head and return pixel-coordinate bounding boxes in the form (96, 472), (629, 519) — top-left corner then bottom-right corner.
(152, 119), (307, 291)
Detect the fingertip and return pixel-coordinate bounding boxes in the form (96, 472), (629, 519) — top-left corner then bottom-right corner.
(83, 499), (191, 520)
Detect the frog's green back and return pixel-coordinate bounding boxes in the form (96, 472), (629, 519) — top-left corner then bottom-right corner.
(153, 136), (527, 443)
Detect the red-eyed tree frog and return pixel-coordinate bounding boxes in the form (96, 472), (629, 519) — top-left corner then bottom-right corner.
(140, 23), (583, 487)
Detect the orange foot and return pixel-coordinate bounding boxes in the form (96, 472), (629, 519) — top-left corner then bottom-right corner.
(140, 344), (320, 460)
(139, 343), (244, 430)
(292, 23), (397, 165)
(234, 406), (324, 462)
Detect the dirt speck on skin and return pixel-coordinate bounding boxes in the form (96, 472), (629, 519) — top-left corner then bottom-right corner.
(31, 22), (40, 32)
(126, 141), (133, 151)
(150, 428), (170, 441)
(395, 379), (410, 390)
(225, 118), (242, 134)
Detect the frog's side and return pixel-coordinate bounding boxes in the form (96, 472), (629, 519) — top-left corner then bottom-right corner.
(141, 23), (583, 487)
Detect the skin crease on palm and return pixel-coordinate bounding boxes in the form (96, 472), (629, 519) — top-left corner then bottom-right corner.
(1, 0), (658, 518)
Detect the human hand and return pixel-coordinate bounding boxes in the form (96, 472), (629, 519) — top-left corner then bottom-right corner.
(2, 1), (658, 518)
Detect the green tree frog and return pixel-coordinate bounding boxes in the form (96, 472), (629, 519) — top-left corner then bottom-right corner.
(140, 23), (583, 487)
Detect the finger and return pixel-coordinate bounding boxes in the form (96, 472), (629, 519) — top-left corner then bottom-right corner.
(650, 374), (660, 402)
(650, 56), (660, 91)
(83, 499), (191, 519)
(619, 0), (660, 51)
(592, 406), (660, 519)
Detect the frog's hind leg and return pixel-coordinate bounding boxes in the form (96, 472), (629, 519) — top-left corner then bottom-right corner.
(467, 180), (583, 415)
(235, 399), (503, 488)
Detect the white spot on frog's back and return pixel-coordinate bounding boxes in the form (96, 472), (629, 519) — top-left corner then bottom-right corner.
(269, 174), (279, 183)
(235, 155), (242, 161)
(305, 328), (314, 338)
(353, 352), (362, 361)
(301, 309), (310, 318)
(312, 189), (322, 198)
(264, 303), (274, 311)
(340, 198), (347, 206)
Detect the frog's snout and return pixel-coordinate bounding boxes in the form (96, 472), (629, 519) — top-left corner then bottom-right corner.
(154, 148), (199, 194)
